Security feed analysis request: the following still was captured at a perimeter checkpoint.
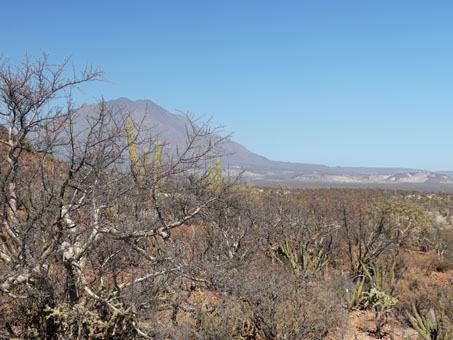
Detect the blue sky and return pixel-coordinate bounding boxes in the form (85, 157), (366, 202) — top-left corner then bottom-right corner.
(2, 1), (453, 170)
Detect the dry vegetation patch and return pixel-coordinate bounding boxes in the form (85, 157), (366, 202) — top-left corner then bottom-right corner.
(1, 55), (452, 339)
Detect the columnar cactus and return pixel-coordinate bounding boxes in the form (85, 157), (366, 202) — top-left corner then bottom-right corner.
(126, 118), (143, 181)
(208, 164), (214, 184)
(126, 119), (164, 194)
(215, 157), (221, 185)
(143, 148), (151, 176)
(153, 139), (162, 179)
(153, 139), (164, 196)
(406, 305), (452, 340)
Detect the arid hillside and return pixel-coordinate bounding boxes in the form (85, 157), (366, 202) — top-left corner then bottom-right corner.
(1, 56), (452, 340)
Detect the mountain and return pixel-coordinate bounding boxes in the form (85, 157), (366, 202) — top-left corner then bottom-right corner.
(80, 98), (330, 172)
(79, 98), (453, 189)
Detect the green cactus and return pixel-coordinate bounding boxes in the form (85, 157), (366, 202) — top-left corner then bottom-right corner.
(143, 148), (151, 176)
(43, 291), (135, 340)
(126, 120), (166, 196)
(274, 239), (330, 276)
(362, 288), (398, 335)
(153, 139), (162, 177)
(153, 139), (165, 196)
(215, 157), (221, 185)
(208, 164), (214, 184)
(406, 305), (452, 340)
(363, 258), (397, 296)
(235, 319), (256, 339)
(277, 239), (298, 272)
(338, 276), (366, 311)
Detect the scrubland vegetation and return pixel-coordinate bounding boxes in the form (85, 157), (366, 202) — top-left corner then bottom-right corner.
(0, 56), (452, 339)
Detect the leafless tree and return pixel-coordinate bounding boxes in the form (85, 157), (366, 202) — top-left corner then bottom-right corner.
(0, 54), (242, 339)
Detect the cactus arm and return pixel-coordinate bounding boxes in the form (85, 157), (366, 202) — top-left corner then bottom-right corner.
(144, 148), (150, 176)
(208, 164), (213, 184)
(153, 139), (164, 196)
(215, 157), (221, 185)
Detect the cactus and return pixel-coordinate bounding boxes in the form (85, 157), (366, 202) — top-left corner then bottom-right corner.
(277, 239), (299, 272)
(152, 139), (165, 196)
(235, 319), (256, 339)
(43, 291), (135, 340)
(126, 120), (166, 195)
(362, 288), (398, 335)
(202, 158), (222, 192)
(406, 305), (452, 340)
(359, 258), (399, 335)
(338, 276), (366, 311)
(215, 157), (221, 185)
(274, 239), (330, 276)
(143, 148), (151, 176)
(363, 258), (397, 296)
(153, 139), (162, 177)
(126, 118), (143, 181)
(208, 164), (214, 184)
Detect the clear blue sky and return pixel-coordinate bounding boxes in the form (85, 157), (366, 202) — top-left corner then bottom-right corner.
(2, 1), (453, 170)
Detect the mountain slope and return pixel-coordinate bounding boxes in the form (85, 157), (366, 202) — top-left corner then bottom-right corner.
(79, 98), (452, 187)
(87, 97), (331, 172)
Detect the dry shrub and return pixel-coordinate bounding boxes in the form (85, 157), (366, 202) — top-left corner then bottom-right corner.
(393, 267), (440, 319)
(176, 299), (255, 340)
(275, 282), (347, 340)
(431, 257), (451, 272)
(219, 257), (347, 340)
(437, 285), (453, 320)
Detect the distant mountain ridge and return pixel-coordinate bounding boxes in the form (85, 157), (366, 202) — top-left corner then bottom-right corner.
(80, 98), (453, 188)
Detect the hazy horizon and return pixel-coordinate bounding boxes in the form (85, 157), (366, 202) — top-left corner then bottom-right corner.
(2, 1), (453, 171)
